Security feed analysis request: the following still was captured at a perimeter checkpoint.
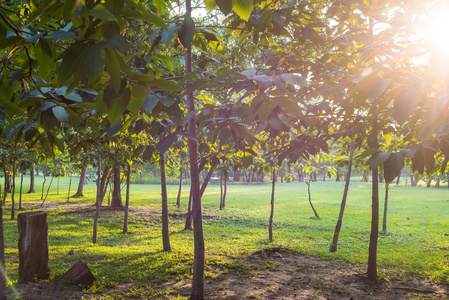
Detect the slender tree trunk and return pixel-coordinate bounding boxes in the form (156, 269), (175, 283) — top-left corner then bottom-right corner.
(57, 177), (59, 195)
(219, 173), (223, 210)
(72, 164), (87, 197)
(410, 171), (415, 186)
(200, 167), (214, 196)
(368, 106), (379, 281)
(111, 165), (123, 208)
(40, 176), (54, 206)
(93, 154), (101, 243)
(41, 168), (46, 200)
(223, 174), (227, 209)
(27, 166), (35, 193)
(184, 185), (193, 231)
(2, 175), (6, 205)
(330, 137), (355, 252)
(11, 157), (16, 220)
(269, 169), (276, 242)
(99, 166), (112, 204)
(123, 163), (130, 234)
(396, 173), (400, 185)
(177, 167), (183, 208)
(382, 185), (389, 233)
(186, 1), (204, 296)
(307, 180), (320, 218)
(19, 172), (23, 210)
(0, 203), (6, 300)
(67, 174), (72, 202)
(160, 153), (171, 251)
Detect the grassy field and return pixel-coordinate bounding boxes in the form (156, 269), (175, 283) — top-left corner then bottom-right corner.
(2, 175), (449, 298)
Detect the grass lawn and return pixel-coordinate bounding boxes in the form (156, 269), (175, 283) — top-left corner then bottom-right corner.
(2, 175), (449, 298)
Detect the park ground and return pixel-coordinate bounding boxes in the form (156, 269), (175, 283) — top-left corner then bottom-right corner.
(3, 176), (449, 299)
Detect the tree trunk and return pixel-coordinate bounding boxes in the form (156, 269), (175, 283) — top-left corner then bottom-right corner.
(219, 173), (223, 210)
(186, 1), (205, 296)
(57, 260), (95, 288)
(99, 166), (112, 205)
(269, 169), (276, 242)
(378, 174), (384, 183)
(223, 174), (227, 209)
(0, 202), (6, 300)
(410, 171), (415, 186)
(57, 177), (60, 195)
(177, 167), (183, 208)
(4, 175), (11, 194)
(27, 165), (35, 193)
(111, 166), (123, 208)
(93, 154), (101, 244)
(396, 173), (400, 185)
(330, 137), (354, 252)
(11, 161), (16, 220)
(307, 180), (320, 218)
(382, 185), (389, 233)
(72, 164), (87, 198)
(160, 153), (171, 252)
(18, 211), (50, 283)
(40, 176), (54, 206)
(436, 177), (440, 188)
(367, 106), (379, 281)
(41, 168), (46, 200)
(19, 172), (23, 210)
(123, 163), (131, 234)
(67, 175), (72, 202)
(184, 186), (193, 231)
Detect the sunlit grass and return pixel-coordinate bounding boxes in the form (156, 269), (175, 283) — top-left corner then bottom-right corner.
(2, 175), (449, 297)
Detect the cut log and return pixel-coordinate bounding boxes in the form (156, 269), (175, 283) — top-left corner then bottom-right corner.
(57, 260), (95, 287)
(18, 211), (50, 283)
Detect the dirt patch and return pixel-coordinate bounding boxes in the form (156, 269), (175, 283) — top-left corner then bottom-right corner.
(15, 248), (449, 299)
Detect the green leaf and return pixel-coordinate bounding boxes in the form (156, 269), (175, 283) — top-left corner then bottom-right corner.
(411, 147), (425, 174)
(147, 78), (181, 92)
(369, 151), (391, 170)
(393, 87), (422, 125)
(384, 152), (405, 184)
(232, 0), (253, 21)
(108, 86), (130, 124)
(58, 44), (88, 85)
(128, 83), (146, 113)
(204, 0), (216, 12)
(88, 4), (117, 21)
(84, 43), (105, 82)
(216, 0), (233, 15)
(103, 34), (130, 52)
(268, 116), (289, 131)
(64, 0), (80, 20)
(52, 106), (70, 122)
(178, 16), (195, 49)
(0, 36), (25, 50)
(161, 23), (177, 45)
(105, 48), (122, 92)
(44, 30), (77, 41)
(65, 107), (83, 127)
(105, 0), (125, 16)
(158, 133), (176, 154)
(160, 95), (175, 107)
(102, 21), (121, 40)
(142, 94), (159, 114)
(281, 73), (307, 87)
(424, 148), (435, 173)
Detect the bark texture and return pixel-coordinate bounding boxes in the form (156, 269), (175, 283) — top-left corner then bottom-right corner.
(111, 166), (123, 208)
(18, 211), (50, 283)
(57, 260), (95, 287)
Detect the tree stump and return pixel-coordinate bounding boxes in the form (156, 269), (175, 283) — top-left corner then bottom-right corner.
(57, 260), (95, 287)
(18, 211), (50, 283)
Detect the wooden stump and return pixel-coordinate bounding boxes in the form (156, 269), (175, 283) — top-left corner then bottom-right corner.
(18, 211), (50, 283)
(57, 260), (95, 287)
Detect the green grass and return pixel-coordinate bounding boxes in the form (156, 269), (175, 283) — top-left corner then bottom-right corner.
(2, 175), (449, 298)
